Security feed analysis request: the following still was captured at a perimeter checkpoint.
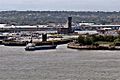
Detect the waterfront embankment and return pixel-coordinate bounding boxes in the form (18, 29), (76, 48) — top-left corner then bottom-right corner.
(2, 39), (73, 46)
(67, 42), (120, 50)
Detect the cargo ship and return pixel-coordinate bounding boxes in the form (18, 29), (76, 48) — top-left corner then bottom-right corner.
(25, 43), (57, 51)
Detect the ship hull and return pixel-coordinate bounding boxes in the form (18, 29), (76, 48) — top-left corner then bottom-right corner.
(25, 45), (57, 51)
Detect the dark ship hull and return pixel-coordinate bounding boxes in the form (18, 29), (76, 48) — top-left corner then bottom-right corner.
(25, 45), (57, 51)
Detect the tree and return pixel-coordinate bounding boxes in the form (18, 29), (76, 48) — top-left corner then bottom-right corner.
(84, 37), (93, 45)
(114, 38), (120, 46)
(78, 35), (84, 44)
(104, 35), (114, 42)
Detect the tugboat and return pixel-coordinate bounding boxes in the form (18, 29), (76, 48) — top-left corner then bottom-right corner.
(25, 43), (57, 51)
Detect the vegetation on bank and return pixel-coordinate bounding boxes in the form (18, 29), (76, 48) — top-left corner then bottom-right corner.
(77, 35), (120, 46)
(0, 11), (120, 25)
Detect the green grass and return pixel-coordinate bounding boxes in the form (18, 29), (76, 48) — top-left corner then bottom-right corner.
(95, 41), (114, 45)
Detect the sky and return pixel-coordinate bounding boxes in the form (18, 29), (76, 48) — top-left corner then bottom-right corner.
(0, 0), (120, 11)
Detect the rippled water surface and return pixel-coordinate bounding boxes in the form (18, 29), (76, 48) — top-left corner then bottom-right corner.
(0, 44), (120, 80)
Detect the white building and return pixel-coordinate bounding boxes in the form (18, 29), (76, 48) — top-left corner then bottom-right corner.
(75, 23), (120, 30)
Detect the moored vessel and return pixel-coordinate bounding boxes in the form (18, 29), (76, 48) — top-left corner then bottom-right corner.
(25, 43), (57, 51)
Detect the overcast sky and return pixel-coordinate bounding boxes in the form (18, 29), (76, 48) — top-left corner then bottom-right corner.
(0, 0), (120, 11)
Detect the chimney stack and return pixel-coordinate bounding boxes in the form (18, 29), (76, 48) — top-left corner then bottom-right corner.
(42, 33), (47, 42)
(68, 17), (72, 33)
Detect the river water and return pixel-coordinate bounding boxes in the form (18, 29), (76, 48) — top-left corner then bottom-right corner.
(0, 44), (120, 80)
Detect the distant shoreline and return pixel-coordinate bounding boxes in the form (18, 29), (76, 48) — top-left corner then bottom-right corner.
(0, 11), (119, 25)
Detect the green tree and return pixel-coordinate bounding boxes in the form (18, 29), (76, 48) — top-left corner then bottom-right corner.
(104, 35), (114, 42)
(114, 38), (120, 46)
(84, 37), (93, 45)
(78, 35), (84, 44)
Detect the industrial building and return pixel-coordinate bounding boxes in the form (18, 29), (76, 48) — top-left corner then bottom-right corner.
(0, 17), (73, 34)
(57, 17), (73, 34)
(75, 23), (120, 30)
(0, 24), (57, 33)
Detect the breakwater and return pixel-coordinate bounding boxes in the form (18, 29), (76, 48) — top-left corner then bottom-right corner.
(1, 39), (73, 46)
(67, 42), (120, 50)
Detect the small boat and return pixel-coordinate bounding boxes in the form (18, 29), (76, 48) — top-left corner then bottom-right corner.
(25, 43), (57, 51)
